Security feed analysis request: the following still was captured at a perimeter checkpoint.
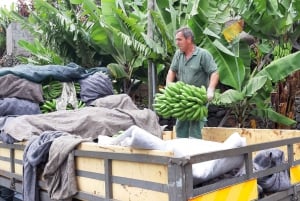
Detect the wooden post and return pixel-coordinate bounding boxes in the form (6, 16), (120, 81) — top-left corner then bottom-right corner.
(147, 0), (157, 110)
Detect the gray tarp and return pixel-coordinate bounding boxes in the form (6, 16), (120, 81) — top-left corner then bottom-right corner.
(0, 74), (43, 103)
(23, 131), (64, 201)
(0, 94), (162, 141)
(43, 134), (89, 200)
(0, 63), (105, 83)
(90, 94), (139, 110)
(254, 148), (291, 193)
(79, 71), (114, 105)
(0, 98), (41, 116)
(23, 131), (89, 201)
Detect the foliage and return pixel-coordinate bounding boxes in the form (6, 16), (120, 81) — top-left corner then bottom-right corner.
(3, 0), (300, 128)
(8, 0), (111, 67)
(214, 0), (300, 127)
(17, 39), (64, 64)
(213, 51), (300, 127)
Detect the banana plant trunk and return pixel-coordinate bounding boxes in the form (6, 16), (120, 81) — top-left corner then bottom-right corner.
(147, 0), (157, 110)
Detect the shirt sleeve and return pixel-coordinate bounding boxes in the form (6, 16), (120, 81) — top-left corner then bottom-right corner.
(170, 50), (181, 72)
(201, 49), (218, 74)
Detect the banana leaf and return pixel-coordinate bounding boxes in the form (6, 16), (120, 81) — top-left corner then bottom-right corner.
(251, 108), (296, 126)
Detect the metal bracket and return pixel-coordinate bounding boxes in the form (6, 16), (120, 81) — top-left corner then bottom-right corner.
(10, 178), (16, 190)
(292, 184), (299, 201)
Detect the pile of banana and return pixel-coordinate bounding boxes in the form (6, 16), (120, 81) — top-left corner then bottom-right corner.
(153, 81), (208, 121)
(40, 99), (86, 113)
(42, 81), (81, 100)
(42, 81), (63, 100)
(41, 80), (84, 113)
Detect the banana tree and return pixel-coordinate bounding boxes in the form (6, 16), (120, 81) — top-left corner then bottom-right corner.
(214, 0), (300, 127)
(213, 50), (300, 127)
(7, 0), (108, 67)
(70, 0), (157, 93)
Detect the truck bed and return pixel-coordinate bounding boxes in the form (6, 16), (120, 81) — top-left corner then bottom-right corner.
(1, 127), (300, 201)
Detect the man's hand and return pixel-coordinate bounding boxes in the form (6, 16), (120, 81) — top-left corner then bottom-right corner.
(207, 87), (215, 102)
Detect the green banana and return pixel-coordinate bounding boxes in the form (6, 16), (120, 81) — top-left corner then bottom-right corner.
(154, 82), (209, 120)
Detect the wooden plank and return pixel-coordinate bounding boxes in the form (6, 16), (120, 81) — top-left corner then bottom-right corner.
(75, 142), (171, 184)
(74, 142), (170, 201)
(0, 147), (10, 158)
(162, 131), (173, 140)
(76, 177), (169, 201)
(202, 127), (300, 160)
(0, 161), (10, 172)
(76, 176), (105, 197)
(112, 184), (169, 201)
(112, 160), (168, 184)
(77, 142), (173, 157)
(76, 157), (104, 173)
(15, 149), (23, 161)
(202, 127), (300, 143)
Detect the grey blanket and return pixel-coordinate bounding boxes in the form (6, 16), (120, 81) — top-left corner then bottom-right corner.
(254, 148), (291, 193)
(23, 131), (65, 201)
(79, 72), (114, 105)
(43, 134), (89, 200)
(1, 106), (162, 142)
(23, 131), (89, 201)
(0, 98), (41, 116)
(90, 94), (139, 110)
(0, 116), (17, 143)
(0, 74), (44, 103)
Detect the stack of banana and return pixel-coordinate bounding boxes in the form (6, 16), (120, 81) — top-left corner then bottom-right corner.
(41, 81), (83, 113)
(153, 81), (208, 121)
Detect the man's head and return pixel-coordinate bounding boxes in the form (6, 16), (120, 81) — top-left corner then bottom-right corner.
(175, 27), (194, 53)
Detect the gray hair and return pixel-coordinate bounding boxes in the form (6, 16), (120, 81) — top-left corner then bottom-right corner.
(176, 27), (194, 42)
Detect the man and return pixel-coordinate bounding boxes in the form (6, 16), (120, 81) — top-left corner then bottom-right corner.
(166, 27), (219, 139)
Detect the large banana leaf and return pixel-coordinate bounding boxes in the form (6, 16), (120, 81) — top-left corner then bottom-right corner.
(251, 108), (296, 126)
(242, 75), (268, 97)
(201, 37), (245, 90)
(218, 89), (244, 104)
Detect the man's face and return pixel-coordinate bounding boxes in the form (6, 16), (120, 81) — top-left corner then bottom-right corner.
(175, 32), (191, 53)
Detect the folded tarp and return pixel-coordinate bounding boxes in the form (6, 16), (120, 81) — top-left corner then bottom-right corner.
(79, 72), (114, 105)
(90, 94), (139, 110)
(1, 106), (162, 142)
(0, 94), (162, 143)
(0, 74), (43, 103)
(0, 63), (106, 83)
(0, 98), (41, 116)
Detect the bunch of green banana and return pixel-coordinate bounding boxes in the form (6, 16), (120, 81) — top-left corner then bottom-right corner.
(43, 81), (63, 100)
(40, 99), (57, 113)
(74, 82), (81, 95)
(153, 81), (208, 121)
(66, 100), (86, 110)
(41, 99), (85, 113)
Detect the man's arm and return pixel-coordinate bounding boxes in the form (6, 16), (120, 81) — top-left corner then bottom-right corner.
(208, 71), (219, 89)
(166, 69), (177, 85)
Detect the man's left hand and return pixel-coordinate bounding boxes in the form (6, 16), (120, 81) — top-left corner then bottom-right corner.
(207, 87), (215, 102)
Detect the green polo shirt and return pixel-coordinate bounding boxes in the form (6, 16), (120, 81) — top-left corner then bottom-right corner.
(170, 47), (217, 139)
(170, 47), (217, 88)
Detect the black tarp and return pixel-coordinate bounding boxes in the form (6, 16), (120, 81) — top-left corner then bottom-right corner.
(0, 63), (106, 83)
